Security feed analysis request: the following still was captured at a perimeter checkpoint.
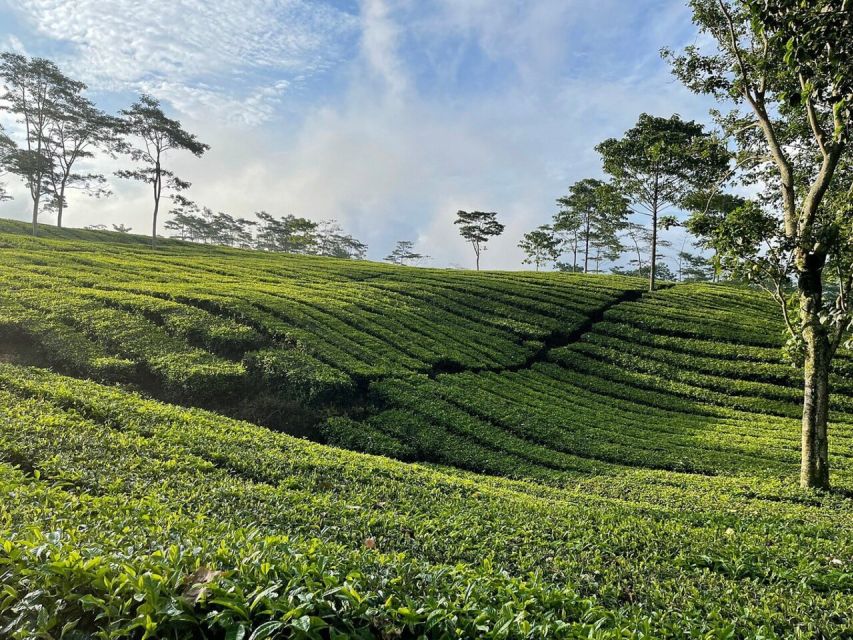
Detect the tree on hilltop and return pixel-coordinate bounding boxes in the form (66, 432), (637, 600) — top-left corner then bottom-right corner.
(386, 240), (428, 266)
(116, 94), (209, 248)
(518, 225), (561, 271)
(596, 113), (729, 291)
(454, 210), (505, 271)
(555, 178), (629, 273)
(0, 53), (79, 235)
(44, 89), (122, 228)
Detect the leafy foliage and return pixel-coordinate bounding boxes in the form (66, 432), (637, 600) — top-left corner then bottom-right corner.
(454, 210), (505, 270)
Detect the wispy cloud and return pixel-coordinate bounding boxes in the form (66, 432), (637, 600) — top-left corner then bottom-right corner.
(7, 0), (358, 124)
(0, 0), (719, 270)
(359, 0), (408, 101)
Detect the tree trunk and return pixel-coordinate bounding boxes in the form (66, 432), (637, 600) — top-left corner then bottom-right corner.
(57, 184), (66, 229)
(649, 209), (658, 291)
(798, 263), (831, 489)
(152, 194), (160, 248)
(31, 189), (42, 236)
(583, 219), (590, 273)
(152, 166), (161, 249)
(475, 251), (480, 271)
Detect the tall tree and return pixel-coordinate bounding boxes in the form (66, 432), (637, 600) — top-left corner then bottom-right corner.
(385, 240), (428, 266)
(665, 0), (853, 488)
(555, 178), (629, 273)
(0, 53), (82, 235)
(454, 210), (505, 271)
(518, 225), (561, 271)
(596, 113), (730, 291)
(116, 94), (209, 248)
(44, 90), (121, 228)
(0, 123), (15, 201)
(552, 203), (582, 272)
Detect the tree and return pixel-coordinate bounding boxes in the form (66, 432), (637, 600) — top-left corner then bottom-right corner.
(454, 210), (505, 271)
(552, 206), (581, 272)
(518, 225), (561, 271)
(0, 123), (15, 201)
(0, 53), (82, 235)
(116, 94), (209, 248)
(620, 221), (672, 276)
(665, 0), (853, 488)
(255, 212), (317, 253)
(44, 90), (121, 228)
(676, 250), (714, 282)
(589, 232), (624, 274)
(386, 240), (428, 266)
(614, 262), (676, 281)
(554, 179), (629, 273)
(112, 223), (132, 233)
(596, 113), (730, 291)
(682, 190), (746, 275)
(314, 220), (367, 260)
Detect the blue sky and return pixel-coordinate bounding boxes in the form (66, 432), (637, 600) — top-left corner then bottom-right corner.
(0, 0), (717, 269)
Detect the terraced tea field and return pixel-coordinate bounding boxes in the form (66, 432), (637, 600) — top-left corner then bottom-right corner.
(1, 219), (852, 638)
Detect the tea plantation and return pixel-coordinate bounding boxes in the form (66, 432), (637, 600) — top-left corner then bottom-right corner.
(1, 220), (853, 638)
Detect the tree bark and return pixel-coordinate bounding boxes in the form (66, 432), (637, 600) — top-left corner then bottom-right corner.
(649, 178), (659, 292)
(798, 260), (831, 489)
(57, 183), (65, 228)
(31, 191), (40, 237)
(583, 218), (590, 273)
(152, 162), (161, 249)
(649, 207), (658, 291)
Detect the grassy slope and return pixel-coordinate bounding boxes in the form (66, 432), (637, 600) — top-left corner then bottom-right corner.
(1, 219), (853, 638)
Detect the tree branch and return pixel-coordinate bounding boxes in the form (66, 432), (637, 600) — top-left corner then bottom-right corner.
(800, 73), (829, 157)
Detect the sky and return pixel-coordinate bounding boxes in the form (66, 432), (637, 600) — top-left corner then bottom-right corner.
(0, 0), (719, 269)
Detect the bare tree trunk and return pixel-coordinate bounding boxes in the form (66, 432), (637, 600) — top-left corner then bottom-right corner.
(649, 213), (658, 291)
(152, 195), (159, 248)
(57, 183), (65, 228)
(583, 218), (590, 273)
(798, 263), (831, 489)
(648, 174), (661, 291)
(152, 164), (161, 249)
(31, 191), (40, 237)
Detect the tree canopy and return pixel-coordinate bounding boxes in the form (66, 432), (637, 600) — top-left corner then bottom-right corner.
(518, 225), (561, 271)
(116, 94), (209, 247)
(554, 178), (628, 273)
(454, 210), (505, 271)
(596, 113), (730, 291)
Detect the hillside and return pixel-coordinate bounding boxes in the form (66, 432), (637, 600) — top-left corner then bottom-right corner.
(2, 220), (853, 637)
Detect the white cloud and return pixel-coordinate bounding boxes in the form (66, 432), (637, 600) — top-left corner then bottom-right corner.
(7, 0), (357, 124)
(359, 0), (408, 101)
(0, 0), (720, 271)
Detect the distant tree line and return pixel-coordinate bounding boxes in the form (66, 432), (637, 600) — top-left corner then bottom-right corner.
(501, 113), (731, 287)
(0, 50), (733, 277)
(0, 51), (368, 258)
(162, 206), (367, 259)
